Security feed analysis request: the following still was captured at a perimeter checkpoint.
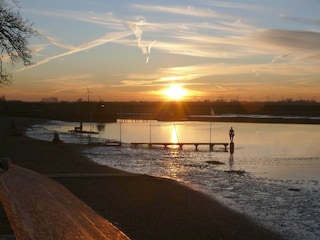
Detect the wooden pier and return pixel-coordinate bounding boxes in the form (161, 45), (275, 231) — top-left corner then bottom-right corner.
(88, 141), (122, 147)
(131, 142), (229, 151)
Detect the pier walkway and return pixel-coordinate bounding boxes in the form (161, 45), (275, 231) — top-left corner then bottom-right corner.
(131, 142), (229, 151)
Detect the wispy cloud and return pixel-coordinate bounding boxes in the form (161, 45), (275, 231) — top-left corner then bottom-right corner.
(39, 33), (76, 50)
(204, 1), (264, 11)
(132, 4), (228, 19)
(279, 14), (320, 26)
(35, 74), (106, 96)
(30, 44), (50, 57)
(250, 29), (320, 63)
(37, 74), (92, 84)
(24, 8), (126, 31)
(127, 18), (148, 54)
(115, 16), (256, 59)
(159, 63), (317, 78)
(112, 60), (320, 90)
(253, 29), (320, 52)
(271, 52), (293, 63)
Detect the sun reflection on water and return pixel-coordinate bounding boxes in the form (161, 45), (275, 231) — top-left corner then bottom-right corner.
(169, 124), (180, 149)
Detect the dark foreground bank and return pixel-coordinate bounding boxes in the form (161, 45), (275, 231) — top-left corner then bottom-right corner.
(0, 117), (282, 240)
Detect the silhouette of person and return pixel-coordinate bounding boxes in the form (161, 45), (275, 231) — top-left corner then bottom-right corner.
(229, 127), (234, 142)
(53, 132), (62, 143)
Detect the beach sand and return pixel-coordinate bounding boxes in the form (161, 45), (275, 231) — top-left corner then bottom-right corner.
(0, 117), (281, 240)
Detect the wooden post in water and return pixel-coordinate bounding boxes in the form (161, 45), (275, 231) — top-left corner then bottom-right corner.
(209, 108), (215, 151)
(119, 118), (122, 143)
(209, 121), (212, 145)
(230, 141), (234, 154)
(149, 118), (152, 144)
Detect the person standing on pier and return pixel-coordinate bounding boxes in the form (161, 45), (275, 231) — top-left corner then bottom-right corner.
(229, 127), (234, 142)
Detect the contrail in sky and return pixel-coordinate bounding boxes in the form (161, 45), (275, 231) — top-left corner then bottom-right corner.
(40, 32), (76, 50)
(146, 40), (157, 63)
(17, 31), (133, 72)
(127, 21), (146, 54)
(271, 52), (292, 63)
(127, 20), (157, 63)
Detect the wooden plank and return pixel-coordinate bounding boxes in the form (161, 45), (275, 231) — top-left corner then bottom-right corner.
(0, 166), (130, 240)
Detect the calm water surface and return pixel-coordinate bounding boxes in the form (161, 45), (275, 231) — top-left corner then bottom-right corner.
(27, 120), (320, 240)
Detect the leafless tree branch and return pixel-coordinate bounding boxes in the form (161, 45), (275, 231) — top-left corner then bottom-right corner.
(0, 0), (37, 85)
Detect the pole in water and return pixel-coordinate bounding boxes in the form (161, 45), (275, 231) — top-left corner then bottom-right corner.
(119, 119), (122, 143)
(149, 118), (152, 144)
(209, 121), (212, 144)
(230, 141), (234, 154)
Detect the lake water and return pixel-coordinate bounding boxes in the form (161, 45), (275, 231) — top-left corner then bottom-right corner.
(26, 120), (320, 240)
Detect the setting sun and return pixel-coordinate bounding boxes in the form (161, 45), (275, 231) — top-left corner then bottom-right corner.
(163, 84), (188, 100)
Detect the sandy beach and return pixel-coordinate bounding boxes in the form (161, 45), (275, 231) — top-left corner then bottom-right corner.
(0, 117), (281, 240)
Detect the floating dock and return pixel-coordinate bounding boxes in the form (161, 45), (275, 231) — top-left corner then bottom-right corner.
(69, 130), (99, 134)
(131, 142), (229, 151)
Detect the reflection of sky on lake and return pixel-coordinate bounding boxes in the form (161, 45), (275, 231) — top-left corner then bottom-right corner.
(27, 120), (320, 240)
(230, 123), (320, 181)
(28, 120), (320, 182)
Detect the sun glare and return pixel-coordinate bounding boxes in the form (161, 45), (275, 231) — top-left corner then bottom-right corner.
(163, 84), (187, 100)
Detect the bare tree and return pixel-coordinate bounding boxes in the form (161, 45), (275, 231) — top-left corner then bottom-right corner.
(0, 0), (36, 85)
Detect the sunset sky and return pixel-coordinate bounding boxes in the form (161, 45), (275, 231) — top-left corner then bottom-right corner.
(1, 0), (320, 102)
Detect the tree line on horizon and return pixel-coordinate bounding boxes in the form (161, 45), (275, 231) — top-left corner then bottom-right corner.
(1, 95), (318, 104)
(1, 100), (319, 123)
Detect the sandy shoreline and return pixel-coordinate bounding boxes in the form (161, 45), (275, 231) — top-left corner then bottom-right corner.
(0, 117), (281, 239)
